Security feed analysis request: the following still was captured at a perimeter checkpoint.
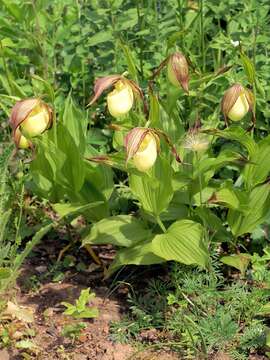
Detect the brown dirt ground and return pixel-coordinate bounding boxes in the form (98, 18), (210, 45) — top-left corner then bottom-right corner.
(1, 235), (268, 360)
(0, 236), (181, 360)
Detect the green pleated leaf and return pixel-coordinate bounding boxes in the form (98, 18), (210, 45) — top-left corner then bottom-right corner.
(240, 52), (255, 84)
(62, 94), (87, 154)
(221, 254), (251, 275)
(149, 92), (160, 128)
(208, 187), (248, 212)
(228, 183), (270, 237)
(152, 220), (209, 267)
(88, 31), (113, 46)
(107, 240), (164, 276)
(52, 201), (104, 218)
(82, 215), (152, 248)
(13, 222), (53, 272)
(205, 127), (257, 157)
(243, 135), (270, 189)
(193, 150), (245, 180)
(119, 42), (138, 82)
(0, 268), (11, 280)
(129, 157), (174, 216)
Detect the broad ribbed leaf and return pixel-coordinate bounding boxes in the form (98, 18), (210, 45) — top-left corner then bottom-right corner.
(13, 223), (53, 272)
(62, 94), (86, 154)
(205, 127), (257, 157)
(0, 267), (11, 280)
(243, 135), (270, 189)
(240, 53), (255, 84)
(52, 201), (104, 218)
(193, 151), (245, 180)
(107, 240), (164, 276)
(152, 220), (209, 267)
(82, 215), (151, 247)
(129, 156), (173, 216)
(208, 187), (248, 212)
(149, 92), (160, 128)
(221, 254), (251, 274)
(228, 183), (270, 237)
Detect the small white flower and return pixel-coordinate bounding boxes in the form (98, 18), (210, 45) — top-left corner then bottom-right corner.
(230, 40), (240, 47)
(183, 133), (209, 153)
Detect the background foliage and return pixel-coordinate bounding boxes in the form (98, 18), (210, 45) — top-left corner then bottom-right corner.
(1, 0), (270, 358)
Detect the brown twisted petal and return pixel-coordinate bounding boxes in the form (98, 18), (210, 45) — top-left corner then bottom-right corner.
(9, 98), (40, 131)
(125, 127), (150, 164)
(89, 75), (122, 105)
(126, 79), (143, 99)
(153, 129), (182, 163)
(244, 88), (254, 111)
(171, 52), (189, 93)
(221, 83), (244, 116)
(127, 78), (147, 114)
(124, 127), (161, 165)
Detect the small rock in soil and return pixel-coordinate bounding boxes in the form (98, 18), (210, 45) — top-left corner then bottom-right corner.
(0, 349), (10, 360)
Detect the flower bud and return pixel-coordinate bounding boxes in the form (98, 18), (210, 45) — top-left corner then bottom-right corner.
(107, 80), (134, 118)
(125, 128), (159, 172)
(167, 52), (189, 93)
(10, 98), (53, 141)
(221, 83), (253, 122)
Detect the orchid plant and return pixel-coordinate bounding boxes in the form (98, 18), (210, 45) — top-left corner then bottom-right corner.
(9, 45), (270, 277)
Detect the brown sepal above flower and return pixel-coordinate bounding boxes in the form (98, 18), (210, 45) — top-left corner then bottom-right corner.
(89, 75), (144, 106)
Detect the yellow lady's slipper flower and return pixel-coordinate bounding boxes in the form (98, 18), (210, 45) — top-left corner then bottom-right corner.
(221, 83), (253, 123)
(107, 80), (134, 118)
(9, 98), (53, 148)
(227, 93), (249, 122)
(125, 128), (160, 173)
(133, 133), (158, 172)
(20, 102), (51, 137)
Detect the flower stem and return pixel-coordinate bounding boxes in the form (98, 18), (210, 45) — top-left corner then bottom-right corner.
(199, 0), (205, 72)
(195, 152), (203, 207)
(156, 215), (166, 233)
(0, 40), (13, 93)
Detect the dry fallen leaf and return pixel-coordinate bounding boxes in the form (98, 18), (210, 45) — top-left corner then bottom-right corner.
(4, 301), (34, 323)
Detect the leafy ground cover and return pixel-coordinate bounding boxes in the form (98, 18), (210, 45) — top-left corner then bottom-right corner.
(1, 0), (270, 359)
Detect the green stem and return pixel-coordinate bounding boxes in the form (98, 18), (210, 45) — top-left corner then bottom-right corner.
(156, 215), (166, 233)
(32, 0), (48, 80)
(195, 152), (203, 207)
(199, 0), (205, 72)
(136, 1), (144, 79)
(76, 0), (86, 106)
(0, 40), (13, 94)
(14, 183), (24, 248)
(176, 0), (184, 49)
(184, 315), (208, 358)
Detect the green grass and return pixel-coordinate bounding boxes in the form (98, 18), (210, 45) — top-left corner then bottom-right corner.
(110, 262), (270, 359)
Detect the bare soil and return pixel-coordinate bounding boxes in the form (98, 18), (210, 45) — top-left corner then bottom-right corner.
(0, 235), (180, 360)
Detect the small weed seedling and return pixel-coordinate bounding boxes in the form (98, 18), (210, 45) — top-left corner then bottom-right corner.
(61, 322), (87, 344)
(61, 288), (99, 319)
